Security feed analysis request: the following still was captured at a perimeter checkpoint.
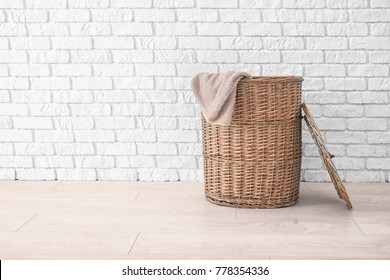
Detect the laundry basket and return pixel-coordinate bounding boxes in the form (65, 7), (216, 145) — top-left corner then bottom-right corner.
(202, 76), (303, 208)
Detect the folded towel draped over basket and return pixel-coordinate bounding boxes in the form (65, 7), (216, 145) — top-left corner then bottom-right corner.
(191, 71), (251, 126)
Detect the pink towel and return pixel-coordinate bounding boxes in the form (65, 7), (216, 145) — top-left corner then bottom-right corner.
(191, 71), (251, 126)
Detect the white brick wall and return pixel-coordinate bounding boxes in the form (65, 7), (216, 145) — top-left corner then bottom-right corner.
(0, 0), (389, 182)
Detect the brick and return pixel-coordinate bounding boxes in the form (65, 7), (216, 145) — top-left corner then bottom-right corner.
(75, 156), (114, 168)
(326, 132), (365, 143)
(323, 105), (364, 117)
(137, 169), (178, 181)
(367, 132), (390, 144)
(263, 64), (303, 76)
(311, 118), (346, 130)
(75, 130), (115, 142)
(112, 23), (153, 35)
(347, 145), (387, 157)
(26, 0), (66, 8)
(114, 77), (154, 89)
(155, 104), (195, 117)
(117, 156), (155, 168)
(70, 104), (110, 116)
(371, 0), (390, 7)
(333, 158), (364, 170)
(177, 9), (218, 22)
(30, 50), (70, 63)
(12, 90), (51, 104)
(221, 37), (261, 50)
(241, 23), (281, 36)
(0, 23), (27, 36)
(68, 0), (109, 8)
(13, 117), (52, 129)
(177, 64), (218, 77)
(0, 51), (27, 63)
(94, 37), (135, 49)
(111, 0), (151, 7)
(52, 91), (93, 103)
(263, 37), (304, 49)
(369, 78), (390, 90)
(283, 0), (325, 8)
(54, 117), (94, 130)
(94, 90), (135, 103)
(16, 168), (56, 180)
(197, 0), (237, 7)
(369, 51), (390, 63)
(157, 130), (197, 143)
(177, 143), (202, 155)
(156, 23), (196, 36)
(91, 9), (133, 22)
(307, 37), (347, 49)
(348, 119), (387, 131)
(52, 64), (92, 76)
(348, 65), (389, 77)
(0, 104), (29, 116)
(113, 104), (153, 116)
(306, 9), (348, 22)
(240, 51), (280, 63)
(96, 117), (135, 129)
(302, 158), (323, 169)
(6, 10), (47, 23)
(350, 38), (390, 50)
(116, 130), (156, 142)
(346, 171), (386, 183)
(179, 37), (218, 50)
(326, 51), (366, 63)
(35, 131), (74, 143)
(0, 169), (15, 180)
(113, 50), (153, 63)
(0, 143), (14, 155)
(72, 77), (112, 89)
(96, 143), (136, 155)
(240, 0), (282, 8)
(306, 65), (345, 76)
(367, 159), (390, 169)
(0, 130), (32, 143)
(263, 9), (304, 22)
(284, 51), (323, 63)
(9, 64), (50, 76)
(0, 117), (12, 129)
(350, 9), (390, 22)
(70, 23), (111, 36)
(135, 64), (175, 76)
(94, 64), (134, 77)
(50, 9), (90, 22)
(136, 90), (177, 103)
(28, 23), (68, 36)
(138, 143), (177, 155)
(135, 37), (176, 50)
(325, 78), (366, 90)
(326, 0), (368, 8)
(97, 169), (137, 180)
(154, 50), (196, 63)
(327, 23), (368, 36)
(56, 169), (96, 180)
(135, 9), (175, 22)
(35, 156), (73, 168)
(348, 92), (388, 104)
(304, 171), (332, 182)
(0, 0), (24, 8)
(31, 78), (70, 90)
(371, 23), (390, 36)
(197, 51), (238, 63)
(71, 50), (111, 63)
(137, 117), (177, 130)
(155, 77), (190, 90)
(366, 105), (390, 117)
(284, 23), (325, 36)
(0, 156), (33, 168)
(156, 156), (196, 168)
(11, 37), (51, 49)
(52, 37), (92, 49)
(55, 143), (94, 155)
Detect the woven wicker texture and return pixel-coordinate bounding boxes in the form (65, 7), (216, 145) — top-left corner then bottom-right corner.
(202, 76), (303, 208)
(301, 103), (353, 209)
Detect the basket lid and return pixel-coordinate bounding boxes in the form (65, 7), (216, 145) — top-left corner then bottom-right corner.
(301, 103), (353, 209)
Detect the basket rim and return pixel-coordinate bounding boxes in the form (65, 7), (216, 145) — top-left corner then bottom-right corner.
(240, 76), (304, 82)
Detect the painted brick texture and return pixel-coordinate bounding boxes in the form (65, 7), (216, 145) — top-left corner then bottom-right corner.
(0, 0), (389, 182)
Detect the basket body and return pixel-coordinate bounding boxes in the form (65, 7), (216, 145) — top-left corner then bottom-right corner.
(202, 76), (303, 208)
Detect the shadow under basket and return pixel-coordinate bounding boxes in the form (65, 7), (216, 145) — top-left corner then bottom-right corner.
(202, 76), (303, 209)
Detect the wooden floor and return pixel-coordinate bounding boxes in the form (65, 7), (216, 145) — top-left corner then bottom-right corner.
(0, 181), (389, 260)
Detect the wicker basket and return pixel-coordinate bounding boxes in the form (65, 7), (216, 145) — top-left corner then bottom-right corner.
(202, 76), (303, 208)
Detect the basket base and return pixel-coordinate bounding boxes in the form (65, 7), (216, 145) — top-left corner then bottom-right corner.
(205, 192), (299, 209)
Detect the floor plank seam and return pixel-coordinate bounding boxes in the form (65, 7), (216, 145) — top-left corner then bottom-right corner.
(14, 214), (37, 232)
(127, 232), (140, 255)
(133, 191), (142, 202)
(50, 181), (62, 190)
(351, 218), (367, 236)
